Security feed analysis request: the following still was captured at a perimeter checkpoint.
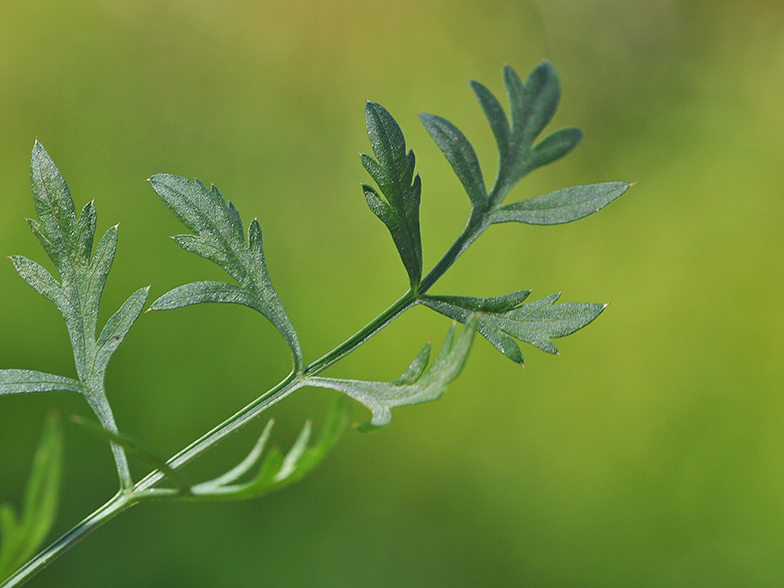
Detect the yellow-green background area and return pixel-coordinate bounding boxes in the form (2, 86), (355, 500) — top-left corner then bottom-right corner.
(1, 1), (783, 586)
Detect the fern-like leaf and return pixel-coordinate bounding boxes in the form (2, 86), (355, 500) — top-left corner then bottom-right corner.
(148, 175), (302, 371)
(361, 102), (423, 290)
(1, 141), (148, 487)
(423, 293), (605, 364)
(307, 316), (478, 430)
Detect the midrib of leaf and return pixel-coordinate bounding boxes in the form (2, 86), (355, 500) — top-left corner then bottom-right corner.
(171, 183), (249, 284)
(363, 102), (422, 289)
(21, 142), (137, 489)
(375, 115), (416, 243)
(59, 269), (92, 382)
(3, 63), (630, 588)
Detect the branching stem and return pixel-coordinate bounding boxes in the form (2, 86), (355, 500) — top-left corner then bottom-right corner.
(1, 191), (487, 588)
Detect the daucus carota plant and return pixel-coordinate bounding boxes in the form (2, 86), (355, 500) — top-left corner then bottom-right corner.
(0, 61), (629, 586)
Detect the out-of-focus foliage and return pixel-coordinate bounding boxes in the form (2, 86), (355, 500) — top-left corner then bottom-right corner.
(0, 412), (62, 581)
(2, 1), (784, 587)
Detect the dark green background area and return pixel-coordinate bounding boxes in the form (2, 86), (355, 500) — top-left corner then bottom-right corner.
(2, 1), (783, 586)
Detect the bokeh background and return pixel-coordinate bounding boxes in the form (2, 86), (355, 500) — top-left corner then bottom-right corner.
(2, 0), (784, 586)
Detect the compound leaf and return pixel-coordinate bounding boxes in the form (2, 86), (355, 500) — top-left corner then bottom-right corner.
(307, 316), (478, 430)
(361, 101), (423, 289)
(148, 175), (302, 370)
(469, 62), (584, 207)
(4, 142), (148, 487)
(423, 293), (605, 364)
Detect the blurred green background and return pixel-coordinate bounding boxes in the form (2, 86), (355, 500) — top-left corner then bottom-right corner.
(2, 0), (783, 586)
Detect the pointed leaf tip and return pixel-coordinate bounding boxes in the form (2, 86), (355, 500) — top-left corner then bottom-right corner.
(420, 112), (487, 209)
(424, 291), (606, 362)
(469, 62), (586, 206)
(489, 182), (628, 226)
(308, 317), (478, 428)
(189, 395), (349, 500)
(149, 175), (302, 368)
(361, 101), (423, 288)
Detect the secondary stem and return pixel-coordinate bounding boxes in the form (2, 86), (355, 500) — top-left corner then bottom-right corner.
(303, 290), (418, 377)
(420, 211), (488, 293)
(5, 201), (493, 588)
(133, 371), (303, 492)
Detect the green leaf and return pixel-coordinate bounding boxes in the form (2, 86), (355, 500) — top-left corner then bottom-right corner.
(197, 420), (276, 489)
(190, 394), (350, 500)
(71, 416), (191, 494)
(94, 286), (150, 379)
(423, 289), (531, 313)
(9, 256), (69, 312)
(28, 142), (81, 268)
(0, 411), (63, 581)
(307, 316), (478, 430)
(489, 182), (630, 225)
(151, 281), (269, 313)
(423, 293), (606, 364)
(0, 370), (85, 396)
(361, 101), (423, 289)
(418, 113), (487, 209)
(505, 60), (561, 148)
(469, 62), (583, 206)
(4, 142), (149, 487)
(148, 175), (302, 370)
(527, 127), (584, 173)
(468, 79), (511, 164)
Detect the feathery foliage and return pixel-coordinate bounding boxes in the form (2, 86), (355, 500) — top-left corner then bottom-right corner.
(0, 61), (627, 587)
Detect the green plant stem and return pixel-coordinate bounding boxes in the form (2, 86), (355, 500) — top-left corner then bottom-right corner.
(420, 212), (488, 293)
(303, 290), (418, 377)
(83, 386), (133, 490)
(134, 371), (303, 492)
(2, 200), (487, 588)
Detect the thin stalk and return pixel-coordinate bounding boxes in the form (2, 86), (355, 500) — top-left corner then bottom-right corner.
(420, 211), (489, 293)
(5, 194), (492, 588)
(303, 290), (417, 377)
(84, 389), (133, 490)
(135, 371), (303, 492)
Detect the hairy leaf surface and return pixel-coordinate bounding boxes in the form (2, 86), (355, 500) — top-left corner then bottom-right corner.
(0, 371), (85, 395)
(361, 101), (423, 289)
(307, 317), (478, 430)
(148, 175), (302, 369)
(471, 62), (583, 206)
(418, 113), (487, 209)
(423, 293), (605, 364)
(489, 182), (629, 225)
(3, 143), (147, 487)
